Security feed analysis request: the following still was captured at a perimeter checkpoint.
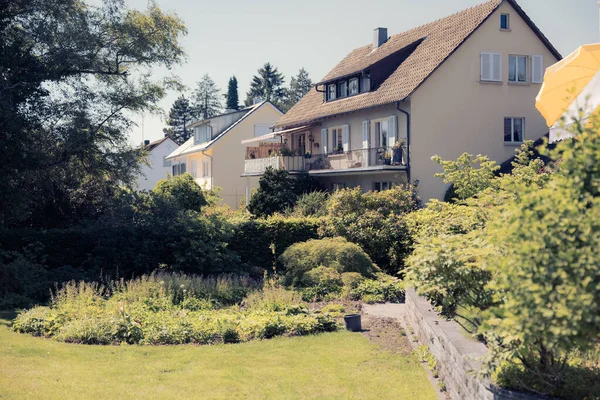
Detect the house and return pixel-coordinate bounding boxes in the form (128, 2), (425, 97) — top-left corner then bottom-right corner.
(242, 0), (561, 201)
(135, 137), (179, 191)
(166, 101), (283, 208)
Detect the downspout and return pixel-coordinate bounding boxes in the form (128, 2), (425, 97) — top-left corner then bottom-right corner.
(396, 102), (411, 184)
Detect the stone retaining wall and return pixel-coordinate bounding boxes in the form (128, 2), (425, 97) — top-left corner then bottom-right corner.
(404, 288), (550, 400)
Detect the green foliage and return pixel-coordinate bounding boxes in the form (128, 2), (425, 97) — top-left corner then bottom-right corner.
(340, 272), (365, 290)
(279, 237), (379, 287)
(225, 76), (240, 111)
(299, 267), (344, 302)
(348, 275), (405, 304)
(321, 186), (419, 275)
(153, 174), (207, 211)
(432, 153), (500, 200)
(163, 95), (196, 144)
(12, 274), (337, 345)
(245, 62), (286, 108)
(405, 232), (494, 318)
(282, 67), (313, 112)
(248, 168), (320, 217)
(192, 74), (222, 118)
(0, 0), (187, 228)
(406, 200), (485, 241)
(481, 117), (600, 390)
(292, 191), (329, 217)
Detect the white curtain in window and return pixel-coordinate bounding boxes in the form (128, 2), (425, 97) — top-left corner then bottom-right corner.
(321, 128), (328, 154)
(342, 125), (350, 152)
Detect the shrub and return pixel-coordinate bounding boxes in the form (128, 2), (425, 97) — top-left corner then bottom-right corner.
(243, 285), (303, 313)
(302, 266), (342, 287)
(247, 168), (320, 217)
(349, 275), (405, 303)
(228, 214), (321, 274)
(405, 232), (494, 318)
(340, 272), (364, 290)
(292, 191), (329, 217)
(153, 173), (207, 211)
(279, 237), (379, 286)
(405, 200), (485, 241)
(321, 186), (419, 275)
(431, 153), (499, 200)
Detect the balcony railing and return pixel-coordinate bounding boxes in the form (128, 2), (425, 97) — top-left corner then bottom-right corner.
(243, 147), (406, 175)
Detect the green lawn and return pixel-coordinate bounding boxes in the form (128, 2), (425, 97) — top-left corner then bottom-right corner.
(0, 311), (436, 400)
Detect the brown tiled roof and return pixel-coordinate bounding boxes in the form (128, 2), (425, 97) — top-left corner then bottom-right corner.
(145, 137), (170, 151)
(275, 0), (560, 128)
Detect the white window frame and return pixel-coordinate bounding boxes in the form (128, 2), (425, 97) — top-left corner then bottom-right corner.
(349, 78), (359, 96)
(509, 55), (528, 83)
(360, 76), (371, 93)
(328, 84), (336, 101)
(202, 160), (210, 177)
(480, 52), (502, 82)
(191, 161), (197, 178)
(531, 55), (544, 84)
(329, 126), (344, 153)
(500, 13), (510, 30)
(372, 118), (390, 149)
(504, 117), (525, 143)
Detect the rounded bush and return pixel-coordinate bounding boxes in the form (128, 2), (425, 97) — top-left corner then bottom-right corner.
(302, 266), (342, 287)
(279, 237), (379, 286)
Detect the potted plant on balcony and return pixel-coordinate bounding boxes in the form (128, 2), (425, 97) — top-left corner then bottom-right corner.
(335, 144), (344, 154)
(384, 151), (392, 165)
(280, 148), (294, 157)
(304, 151), (312, 159)
(392, 139), (405, 165)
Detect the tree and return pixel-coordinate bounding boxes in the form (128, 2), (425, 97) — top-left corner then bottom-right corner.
(245, 63), (286, 107)
(247, 168), (319, 217)
(225, 76), (239, 111)
(163, 95), (196, 144)
(192, 74), (222, 119)
(432, 153), (500, 200)
(153, 174), (207, 211)
(282, 68), (312, 112)
(0, 0), (187, 228)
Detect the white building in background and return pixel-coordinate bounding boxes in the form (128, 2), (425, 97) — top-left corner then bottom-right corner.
(135, 137), (179, 191)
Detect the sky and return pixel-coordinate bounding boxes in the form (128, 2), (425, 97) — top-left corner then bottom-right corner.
(119, 0), (600, 145)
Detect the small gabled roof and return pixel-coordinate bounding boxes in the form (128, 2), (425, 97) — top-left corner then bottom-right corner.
(144, 137), (175, 151)
(275, 0), (561, 129)
(166, 101), (279, 159)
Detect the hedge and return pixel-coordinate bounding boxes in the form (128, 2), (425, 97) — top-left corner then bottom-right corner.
(228, 215), (322, 273)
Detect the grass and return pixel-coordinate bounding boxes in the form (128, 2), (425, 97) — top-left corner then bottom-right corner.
(0, 312), (437, 400)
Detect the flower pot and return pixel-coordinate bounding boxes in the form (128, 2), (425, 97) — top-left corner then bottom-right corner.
(384, 158), (391, 166)
(343, 314), (361, 332)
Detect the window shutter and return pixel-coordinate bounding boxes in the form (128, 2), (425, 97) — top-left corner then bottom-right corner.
(532, 55), (543, 84)
(181, 162), (186, 174)
(387, 115), (397, 148)
(321, 128), (328, 154)
(481, 53), (492, 81)
(207, 125), (213, 141)
(342, 125), (350, 152)
(492, 53), (502, 82)
(362, 120), (369, 149)
(504, 118), (512, 142)
(191, 161), (197, 178)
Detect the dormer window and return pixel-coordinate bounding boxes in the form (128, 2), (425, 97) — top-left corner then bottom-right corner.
(349, 78), (359, 96)
(337, 81), (347, 98)
(328, 84), (336, 101)
(360, 75), (371, 93)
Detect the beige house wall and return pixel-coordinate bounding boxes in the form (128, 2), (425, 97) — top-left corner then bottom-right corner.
(172, 103), (283, 208)
(409, 2), (559, 201)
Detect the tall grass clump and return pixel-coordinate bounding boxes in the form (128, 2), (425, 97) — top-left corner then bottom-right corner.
(12, 272), (336, 345)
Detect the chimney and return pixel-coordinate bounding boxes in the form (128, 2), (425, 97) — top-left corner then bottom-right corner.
(373, 27), (388, 48)
(144, 139), (150, 146)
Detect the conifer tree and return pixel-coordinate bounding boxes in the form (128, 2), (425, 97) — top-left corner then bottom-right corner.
(193, 74), (222, 119)
(163, 95), (196, 144)
(225, 76), (239, 111)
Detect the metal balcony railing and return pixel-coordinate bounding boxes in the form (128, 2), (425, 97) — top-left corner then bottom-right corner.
(244, 147), (406, 174)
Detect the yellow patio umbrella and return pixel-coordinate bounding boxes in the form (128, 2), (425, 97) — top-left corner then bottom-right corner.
(535, 43), (600, 142)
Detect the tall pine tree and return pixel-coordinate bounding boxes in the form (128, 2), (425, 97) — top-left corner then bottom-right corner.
(225, 76), (239, 111)
(193, 74), (222, 119)
(282, 67), (313, 112)
(163, 95), (196, 144)
(245, 63), (286, 108)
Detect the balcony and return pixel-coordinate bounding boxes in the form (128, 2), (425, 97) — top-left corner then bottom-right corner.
(243, 147), (406, 176)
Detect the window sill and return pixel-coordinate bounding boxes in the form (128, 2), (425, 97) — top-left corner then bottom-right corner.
(508, 81), (530, 86)
(480, 80), (503, 85)
(504, 142), (524, 146)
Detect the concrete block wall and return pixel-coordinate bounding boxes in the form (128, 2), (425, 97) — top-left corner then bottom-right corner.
(404, 289), (552, 400)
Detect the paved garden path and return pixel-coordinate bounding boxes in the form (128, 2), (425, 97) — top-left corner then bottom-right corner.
(363, 303), (406, 320)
